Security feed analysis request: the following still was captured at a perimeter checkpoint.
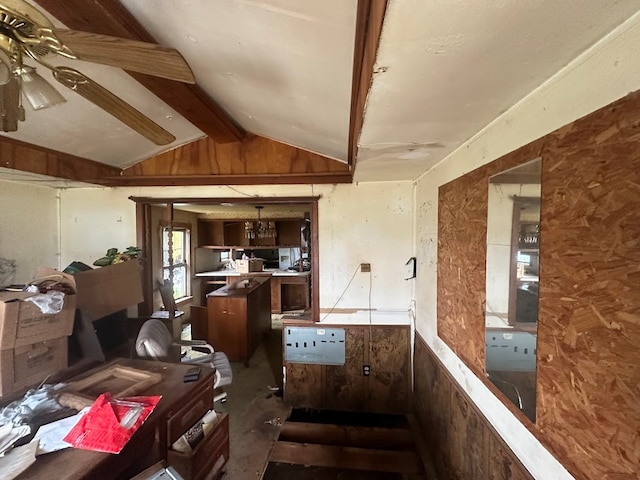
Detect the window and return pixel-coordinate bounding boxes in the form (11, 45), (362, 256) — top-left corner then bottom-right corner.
(162, 227), (190, 299)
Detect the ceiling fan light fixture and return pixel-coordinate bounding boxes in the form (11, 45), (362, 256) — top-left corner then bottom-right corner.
(17, 65), (65, 110)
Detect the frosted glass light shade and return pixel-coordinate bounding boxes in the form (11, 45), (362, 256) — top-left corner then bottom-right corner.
(18, 66), (65, 110)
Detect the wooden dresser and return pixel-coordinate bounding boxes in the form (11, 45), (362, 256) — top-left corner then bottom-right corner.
(206, 276), (271, 366)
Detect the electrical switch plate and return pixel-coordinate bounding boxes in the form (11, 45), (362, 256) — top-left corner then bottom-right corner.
(363, 365), (371, 376)
(360, 263), (371, 272)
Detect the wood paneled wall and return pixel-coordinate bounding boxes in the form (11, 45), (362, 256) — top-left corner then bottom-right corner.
(111, 135), (351, 186)
(284, 324), (410, 414)
(413, 335), (533, 480)
(436, 91), (640, 478)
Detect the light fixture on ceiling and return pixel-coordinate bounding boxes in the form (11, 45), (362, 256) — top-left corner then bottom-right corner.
(15, 65), (65, 110)
(244, 206), (276, 240)
(0, 0), (196, 144)
(0, 46), (66, 131)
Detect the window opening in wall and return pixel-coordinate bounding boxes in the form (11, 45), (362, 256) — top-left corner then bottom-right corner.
(162, 227), (190, 299)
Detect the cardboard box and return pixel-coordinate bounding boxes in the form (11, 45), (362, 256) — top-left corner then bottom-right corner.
(0, 269), (76, 350)
(235, 259), (263, 273)
(0, 337), (68, 397)
(73, 260), (144, 322)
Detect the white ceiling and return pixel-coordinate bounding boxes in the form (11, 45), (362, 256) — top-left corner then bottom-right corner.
(1, 0), (639, 182)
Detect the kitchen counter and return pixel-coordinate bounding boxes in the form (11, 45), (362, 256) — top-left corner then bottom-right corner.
(196, 269), (311, 277)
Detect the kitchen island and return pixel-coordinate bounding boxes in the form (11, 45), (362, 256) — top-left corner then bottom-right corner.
(197, 269), (311, 313)
(206, 276), (272, 366)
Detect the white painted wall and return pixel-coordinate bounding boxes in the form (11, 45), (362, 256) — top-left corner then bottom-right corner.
(0, 179), (59, 283)
(60, 182), (414, 325)
(414, 12), (640, 480)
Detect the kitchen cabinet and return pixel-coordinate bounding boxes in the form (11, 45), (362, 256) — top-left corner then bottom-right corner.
(197, 219), (301, 248)
(206, 276), (271, 366)
(270, 275), (310, 313)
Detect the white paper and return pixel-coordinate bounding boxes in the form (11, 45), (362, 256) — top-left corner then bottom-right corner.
(32, 408), (89, 456)
(0, 424), (31, 456)
(0, 440), (38, 480)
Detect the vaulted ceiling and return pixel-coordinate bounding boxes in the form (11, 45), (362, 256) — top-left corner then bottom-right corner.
(0, 0), (638, 187)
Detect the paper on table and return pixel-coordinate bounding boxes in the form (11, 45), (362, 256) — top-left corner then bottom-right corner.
(0, 423), (31, 455)
(33, 407), (90, 456)
(0, 440), (38, 480)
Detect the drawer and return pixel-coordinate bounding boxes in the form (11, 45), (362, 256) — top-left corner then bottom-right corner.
(195, 438), (230, 480)
(166, 380), (214, 446)
(168, 413), (229, 480)
(278, 275), (308, 284)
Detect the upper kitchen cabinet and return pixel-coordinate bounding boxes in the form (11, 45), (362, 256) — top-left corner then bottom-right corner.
(277, 219), (303, 246)
(198, 218), (302, 248)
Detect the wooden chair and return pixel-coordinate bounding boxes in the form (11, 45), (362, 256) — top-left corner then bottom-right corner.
(150, 280), (185, 321)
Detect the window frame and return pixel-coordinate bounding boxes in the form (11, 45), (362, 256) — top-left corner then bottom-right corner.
(161, 223), (191, 301)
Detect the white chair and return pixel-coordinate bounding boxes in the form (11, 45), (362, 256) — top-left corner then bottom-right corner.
(135, 319), (232, 403)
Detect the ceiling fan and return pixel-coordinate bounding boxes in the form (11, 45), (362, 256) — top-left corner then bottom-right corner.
(0, 0), (196, 145)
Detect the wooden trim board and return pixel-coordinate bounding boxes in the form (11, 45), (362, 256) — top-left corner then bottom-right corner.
(67, 364), (163, 399)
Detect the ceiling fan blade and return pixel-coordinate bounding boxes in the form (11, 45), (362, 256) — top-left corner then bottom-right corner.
(0, 76), (22, 132)
(52, 29), (196, 84)
(53, 67), (176, 145)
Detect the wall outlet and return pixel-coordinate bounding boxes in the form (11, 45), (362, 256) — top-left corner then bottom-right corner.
(363, 365), (371, 376)
(360, 263), (371, 272)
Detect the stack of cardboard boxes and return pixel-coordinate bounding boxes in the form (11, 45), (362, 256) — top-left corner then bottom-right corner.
(0, 268), (76, 396)
(0, 261), (144, 397)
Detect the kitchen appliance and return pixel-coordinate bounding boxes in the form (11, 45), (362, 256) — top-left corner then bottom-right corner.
(278, 248), (300, 271)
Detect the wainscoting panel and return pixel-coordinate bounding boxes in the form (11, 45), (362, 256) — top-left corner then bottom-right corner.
(413, 334), (532, 480)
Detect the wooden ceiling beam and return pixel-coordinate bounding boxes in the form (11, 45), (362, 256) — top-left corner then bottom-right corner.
(100, 172), (352, 187)
(36, 0), (245, 144)
(0, 136), (120, 182)
(348, 0), (388, 169)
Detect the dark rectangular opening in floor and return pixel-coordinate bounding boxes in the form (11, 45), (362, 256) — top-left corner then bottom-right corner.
(263, 408), (425, 479)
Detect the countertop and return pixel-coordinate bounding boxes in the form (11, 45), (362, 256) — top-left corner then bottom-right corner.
(196, 269), (311, 277)
(207, 276), (271, 297)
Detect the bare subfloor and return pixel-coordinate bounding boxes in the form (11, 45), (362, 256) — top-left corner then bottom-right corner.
(214, 322), (290, 480)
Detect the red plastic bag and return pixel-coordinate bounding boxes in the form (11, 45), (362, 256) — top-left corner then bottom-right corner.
(63, 393), (161, 454)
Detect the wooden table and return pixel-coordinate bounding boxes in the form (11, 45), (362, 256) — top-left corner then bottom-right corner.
(207, 276), (271, 366)
(16, 358), (218, 480)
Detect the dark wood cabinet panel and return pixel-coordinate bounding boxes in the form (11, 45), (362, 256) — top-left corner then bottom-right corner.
(268, 275), (310, 313)
(197, 218), (302, 248)
(206, 277), (271, 365)
(277, 219), (302, 246)
(198, 220), (224, 246)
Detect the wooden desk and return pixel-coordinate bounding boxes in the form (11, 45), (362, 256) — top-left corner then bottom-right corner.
(16, 358), (220, 480)
(207, 276), (271, 366)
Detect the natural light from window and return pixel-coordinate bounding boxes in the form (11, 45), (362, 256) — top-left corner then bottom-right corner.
(162, 227), (190, 299)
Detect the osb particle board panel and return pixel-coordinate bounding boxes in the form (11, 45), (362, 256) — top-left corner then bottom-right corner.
(284, 325), (410, 414)
(369, 327), (411, 412)
(324, 327), (366, 411)
(285, 363), (324, 410)
(437, 140), (544, 374)
(413, 335), (533, 480)
(536, 92), (640, 479)
(435, 90), (640, 479)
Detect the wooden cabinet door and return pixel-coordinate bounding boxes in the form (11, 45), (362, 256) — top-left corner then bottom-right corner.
(276, 220), (302, 246)
(207, 296), (248, 361)
(197, 220), (224, 246)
